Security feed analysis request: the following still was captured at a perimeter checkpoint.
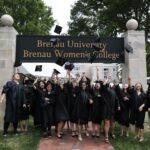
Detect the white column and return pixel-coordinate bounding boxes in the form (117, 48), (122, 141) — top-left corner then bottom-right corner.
(0, 26), (18, 130)
(122, 30), (147, 90)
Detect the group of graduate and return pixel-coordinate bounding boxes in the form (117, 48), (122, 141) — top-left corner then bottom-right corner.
(1, 67), (150, 143)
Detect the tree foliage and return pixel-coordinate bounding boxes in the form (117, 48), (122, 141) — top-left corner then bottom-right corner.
(68, 0), (150, 39)
(68, 0), (150, 76)
(0, 0), (55, 35)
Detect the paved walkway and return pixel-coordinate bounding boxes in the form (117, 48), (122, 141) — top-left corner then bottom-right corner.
(38, 129), (114, 150)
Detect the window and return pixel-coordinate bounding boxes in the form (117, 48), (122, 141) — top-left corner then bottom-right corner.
(103, 68), (109, 79)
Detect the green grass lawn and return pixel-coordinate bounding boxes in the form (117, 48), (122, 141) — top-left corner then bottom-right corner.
(0, 119), (150, 150)
(110, 124), (150, 150)
(0, 119), (42, 150)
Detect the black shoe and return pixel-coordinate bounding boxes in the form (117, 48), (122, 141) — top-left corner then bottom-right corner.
(60, 132), (64, 136)
(47, 131), (51, 137)
(96, 134), (100, 138)
(43, 132), (48, 138)
(92, 133), (95, 138)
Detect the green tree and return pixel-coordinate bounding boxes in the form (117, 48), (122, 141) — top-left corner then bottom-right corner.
(68, 0), (150, 75)
(68, 0), (150, 39)
(0, 0), (55, 35)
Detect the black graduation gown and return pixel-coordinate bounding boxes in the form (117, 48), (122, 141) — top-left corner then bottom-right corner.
(146, 92), (150, 110)
(119, 91), (130, 127)
(91, 89), (106, 124)
(130, 91), (146, 128)
(66, 83), (79, 123)
(2, 81), (26, 123)
(41, 90), (56, 128)
(101, 84), (119, 120)
(33, 88), (45, 126)
(73, 89), (91, 124)
(55, 85), (69, 123)
(20, 84), (34, 120)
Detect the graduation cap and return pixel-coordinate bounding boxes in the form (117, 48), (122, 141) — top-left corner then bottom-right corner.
(55, 57), (66, 66)
(88, 52), (99, 64)
(53, 69), (60, 75)
(35, 65), (42, 72)
(64, 62), (75, 71)
(54, 25), (62, 34)
(24, 79), (34, 85)
(50, 38), (60, 46)
(96, 37), (101, 42)
(124, 43), (133, 53)
(92, 44), (100, 52)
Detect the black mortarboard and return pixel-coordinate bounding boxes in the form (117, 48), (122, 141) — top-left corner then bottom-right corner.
(94, 80), (101, 83)
(35, 65), (42, 72)
(95, 37), (100, 42)
(88, 52), (99, 64)
(54, 25), (62, 34)
(25, 79), (34, 85)
(53, 69), (60, 75)
(124, 43), (133, 53)
(55, 57), (66, 66)
(65, 62), (75, 71)
(92, 44), (100, 52)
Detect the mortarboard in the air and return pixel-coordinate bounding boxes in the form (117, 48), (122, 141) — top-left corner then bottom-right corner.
(124, 43), (133, 53)
(88, 52), (99, 64)
(65, 62), (75, 71)
(55, 57), (67, 66)
(92, 44), (100, 52)
(54, 25), (62, 34)
(53, 69), (60, 75)
(35, 65), (42, 72)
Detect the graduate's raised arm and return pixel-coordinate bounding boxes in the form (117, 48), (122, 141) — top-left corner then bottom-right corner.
(96, 66), (100, 81)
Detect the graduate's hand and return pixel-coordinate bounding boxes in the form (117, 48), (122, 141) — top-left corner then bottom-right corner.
(45, 97), (49, 101)
(89, 99), (93, 104)
(139, 106), (143, 112)
(124, 97), (129, 101)
(118, 107), (121, 111)
(23, 104), (26, 108)
(148, 108), (150, 112)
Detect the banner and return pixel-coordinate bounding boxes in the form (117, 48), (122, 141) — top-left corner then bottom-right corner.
(15, 35), (124, 66)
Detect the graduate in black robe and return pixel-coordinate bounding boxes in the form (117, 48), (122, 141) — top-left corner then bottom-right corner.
(101, 80), (120, 143)
(20, 76), (34, 132)
(146, 84), (150, 115)
(0, 73), (26, 136)
(129, 82), (146, 142)
(118, 84), (130, 137)
(55, 80), (69, 138)
(33, 80), (46, 127)
(91, 81), (106, 137)
(73, 82), (92, 141)
(41, 82), (56, 138)
(66, 79), (79, 136)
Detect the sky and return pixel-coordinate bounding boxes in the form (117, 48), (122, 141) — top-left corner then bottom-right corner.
(21, 0), (77, 77)
(43, 0), (77, 34)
